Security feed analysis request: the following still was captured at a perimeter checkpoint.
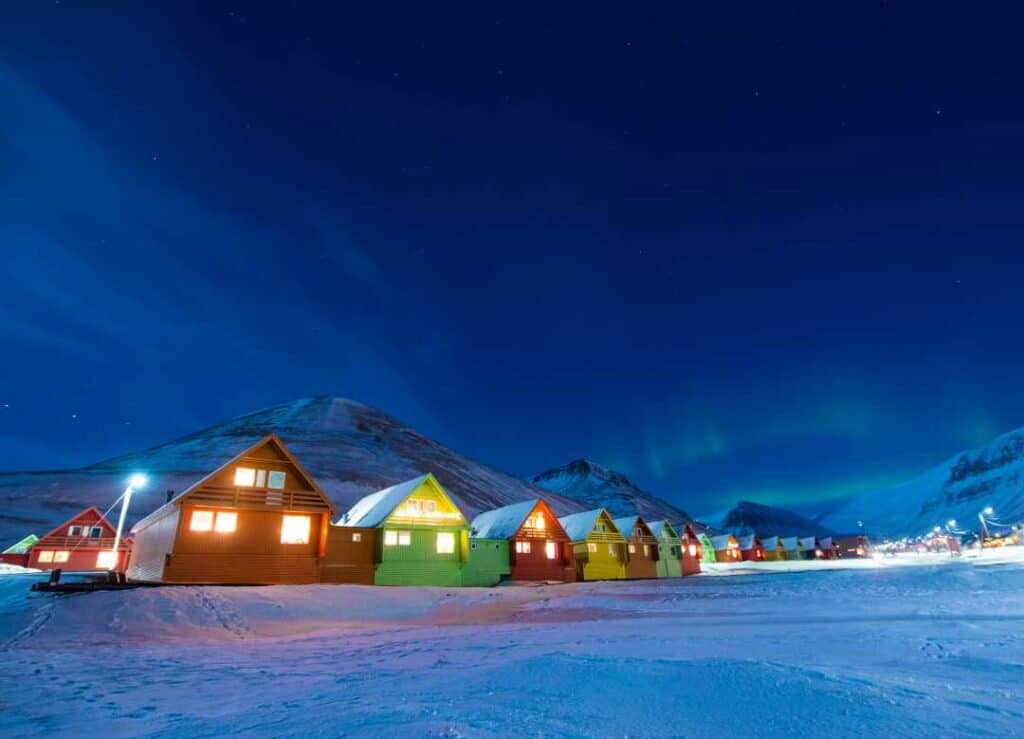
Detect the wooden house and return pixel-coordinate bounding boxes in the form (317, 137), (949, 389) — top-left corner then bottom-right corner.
(697, 532), (718, 564)
(710, 534), (742, 562)
(127, 434), (336, 584)
(835, 535), (871, 558)
(461, 538), (511, 586)
(761, 536), (787, 561)
(557, 509), (627, 581)
(647, 521), (682, 578)
(1, 534), (38, 568)
(320, 523), (378, 584)
(737, 534), (765, 561)
(29, 507), (130, 572)
(338, 473), (470, 586)
(613, 515), (660, 579)
(678, 524), (703, 575)
(797, 536), (818, 560)
(470, 499), (573, 582)
(781, 536), (801, 561)
(816, 536), (838, 559)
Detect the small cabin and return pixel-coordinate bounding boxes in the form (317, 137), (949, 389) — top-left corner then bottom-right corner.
(737, 534), (765, 561)
(127, 434), (336, 584)
(835, 535), (871, 558)
(338, 473), (470, 586)
(797, 536), (818, 560)
(678, 524), (703, 575)
(697, 532), (718, 563)
(558, 509), (627, 581)
(613, 515), (660, 580)
(761, 536), (787, 561)
(711, 534), (742, 562)
(29, 507), (129, 572)
(647, 521), (682, 578)
(781, 536), (801, 561)
(1, 534), (38, 568)
(815, 536), (838, 559)
(470, 499), (573, 583)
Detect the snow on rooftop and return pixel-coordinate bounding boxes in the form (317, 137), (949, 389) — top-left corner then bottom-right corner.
(646, 520), (677, 539)
(557, 509), (604, 541)
(469, 499), (539, 539)
(337, 474), (433, 527)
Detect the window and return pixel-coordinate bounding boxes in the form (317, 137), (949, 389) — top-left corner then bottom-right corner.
(37, 550), (54, 563)
(628, 544), (636, 554)
(595, 523), (606, 532)
(525, 511), (545, 530)
(587, 542), (597, 553)
(515, 540), (531, 554)
(234, 467), (256, 486)
(436, 532), (455, 554)
(545, 541), (557, 560)
(96, 550), (117, 569)
(214, 512), (238, 533)
(69, 525), (84, 537)
(54, 551), (70, 563)
(643, 545), (650, 557)
(384, 530), (398, 546)
(398, 531), (411, 546)
(90, 527), (103, 538)
(281, 515), (311, 544)
(352, 532), (362, 542)
(402, 498), (437, 517)
(268, 471), (286, 489)
(607, 544), (616, 557)
(687, 544), (698, 557)
(255, 469), (267, 488)
(471, 542), (478, 550)
(190, 510), (214, 532)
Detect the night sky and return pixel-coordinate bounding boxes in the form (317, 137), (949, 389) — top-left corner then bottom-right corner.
(4, 4), (1024, 514)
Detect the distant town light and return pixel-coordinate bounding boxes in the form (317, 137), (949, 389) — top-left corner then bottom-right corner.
(983, 506), (994, 516)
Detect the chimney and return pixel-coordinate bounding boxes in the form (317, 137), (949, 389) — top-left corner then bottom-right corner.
(165, 490), (175, 503)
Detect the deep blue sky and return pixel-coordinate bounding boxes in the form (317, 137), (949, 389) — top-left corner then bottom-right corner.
(3, 4), (1024, 514)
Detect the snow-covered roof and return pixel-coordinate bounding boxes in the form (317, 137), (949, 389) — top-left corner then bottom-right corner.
(612, 516), (639, 537)
(762, 536), (781, 549)
(558, 509), (605, 542)
(470, 499), (539, 539)
(737, 535), (759, 550)
(2, 534), (37, 554)
(338, 473), (438, 527)
(798, 536), (817, 549)
(781, 536), (799, 551)
(711, 534), (735, 550)
(647, 520), (678, 540)
(817, 536), (833, 549)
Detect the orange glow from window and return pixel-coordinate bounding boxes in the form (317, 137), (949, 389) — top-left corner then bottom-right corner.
(281, 515), (311, 544)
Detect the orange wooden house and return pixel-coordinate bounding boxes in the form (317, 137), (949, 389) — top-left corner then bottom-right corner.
(470, 499), (574, 582)
(28, 507), (130, 572)
(613, 515), (660, 579)
(126, 434), (336, 584)
(679, 524), (703, 575)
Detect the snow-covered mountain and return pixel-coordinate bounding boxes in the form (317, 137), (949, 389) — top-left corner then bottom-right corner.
(709, 500), (835, 538)
(532, 459), (696, 526)
(0, 396), (588, 545)
(824, 427), (1024, 538)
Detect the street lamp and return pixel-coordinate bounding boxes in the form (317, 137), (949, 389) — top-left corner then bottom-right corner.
(108, 473), (147, 569)
(979, 506), (994, 540)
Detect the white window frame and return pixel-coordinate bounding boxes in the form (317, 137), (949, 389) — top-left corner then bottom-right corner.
(37, 550), (54, 563)
(234, 467), (256, 487)
(352, 532), (362, 542)
(545, 541), (557, 560)
(587, 542), (597, 553)
(397, 531), (411, 546)
(436, 531), (455, 554)
(90, 527), (103, 538)
(214, 511), (238, 533)
(280, 515), (311, 545)
(628, 543), (636, 554)
(68, 525), (84, 537)
(54, 551), (70, 563)
(255, 469), (267, 488)
(384, 530), (398, 546)
(96, 550), (118, 569)
(268, 470), (286, 490)
(190, 510), (214, 532)
(515, 540), (531, 554)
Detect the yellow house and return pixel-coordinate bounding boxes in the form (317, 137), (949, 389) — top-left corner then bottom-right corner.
(557, 508), (627, 581)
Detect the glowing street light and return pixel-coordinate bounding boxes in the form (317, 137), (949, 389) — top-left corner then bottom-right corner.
(979, 506), (994, 540)
(109, 473), (147, 570)
(948, 519), (957, 528)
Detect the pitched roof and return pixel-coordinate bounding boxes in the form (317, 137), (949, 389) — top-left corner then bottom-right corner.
(39, 506), (115, 542)
(3, 534), (38, 554)
(612, 516), (640, 536)
(470, 499), (540, 539)
(781, 536), (799, 551)
(762, 536), (781, 549)
(338, 473), (466, 528)
(647, 520), (679, 540)
(711, 534), (736, 550)
(737, 535), (759, 550)
(558, 509), (608, 542)
(798, 536), (817, 549)
(817, 536), (834, 549)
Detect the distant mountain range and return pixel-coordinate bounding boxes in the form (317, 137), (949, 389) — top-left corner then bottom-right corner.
(532, 459), (696, 526)
(822, 427), (1024, 538)
(706, 501), (835, 538)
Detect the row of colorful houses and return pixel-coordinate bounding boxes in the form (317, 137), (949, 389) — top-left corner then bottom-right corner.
(4, 435), (711, 587)
(695, 533), (870, 563)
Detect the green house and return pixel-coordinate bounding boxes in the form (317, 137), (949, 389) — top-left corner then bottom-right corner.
(647, 521), (682, 578)
(461, 537), (511, 586)
(697, 532), (717, 563)
(2, 534), (38, 555)
(338, 473), (470, 586)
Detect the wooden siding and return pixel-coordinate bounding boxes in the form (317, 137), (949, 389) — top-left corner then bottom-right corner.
(127, 508), (179, 582)
(508, 500), (575, 582)
(166, 553), (320, 584)
(679, 528), (702, 575)
(623, 522), (659, 580)
(32, 507), (130, 573)
(461, 539), (511, 586)
(655, 534), (683, 578)
(321, 526), (377, 584)
(375, 526), (467, 586)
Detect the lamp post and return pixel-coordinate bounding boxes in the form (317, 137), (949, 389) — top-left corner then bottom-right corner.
(109, 473), (147, 570)
(979, 506), (994, 541)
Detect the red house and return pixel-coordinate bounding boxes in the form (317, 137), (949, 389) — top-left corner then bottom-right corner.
(28, 507), (130, 572)
(470, 499), (575, 582)
(738, 534), (766, 561)
(679, 524), (703, 575)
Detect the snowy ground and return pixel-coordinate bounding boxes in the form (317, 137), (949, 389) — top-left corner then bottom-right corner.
(2, 560), (1024, 737)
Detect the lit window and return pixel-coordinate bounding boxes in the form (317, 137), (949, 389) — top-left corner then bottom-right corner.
(37, 550), (54, 563)
(545, 541), (557, 559)
(69, 526), (84, 537)
(607, 544), (616, 557)
(628, 544), (636, 554)
(436, 532), (455, 554)
(398, 531), (411, 546)
(90, 527), (103, 538)
(352, 532), (362, 542)
(384, 530), (398, 546)
(643, 545), (650, 557)
(54, 551), (70, 563)
(234, 467), (256, 487)
(214, 512), (238, 533)
(526, 512), (545, 530)
(515, 540), (531, 554)
(190, 510), (214, 532)
(281, 515), (311, 544)
(268, 471), (286, 490)
(255, 469), (267, 488)
(587, 542), (597, 553)
(96, 550), (117, 569)
(688, 544), (697, 557)
(402, 498), (437, 517)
